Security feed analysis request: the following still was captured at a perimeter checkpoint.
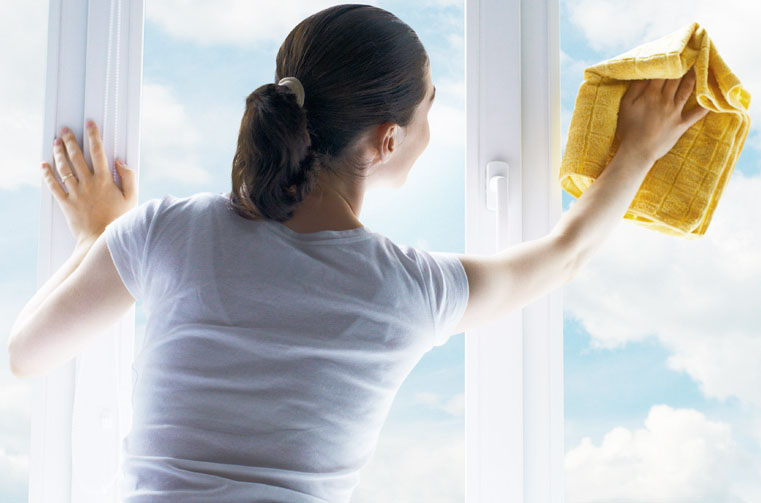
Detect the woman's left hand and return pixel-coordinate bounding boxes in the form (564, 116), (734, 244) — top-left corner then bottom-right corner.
(43, 121), (137, 245)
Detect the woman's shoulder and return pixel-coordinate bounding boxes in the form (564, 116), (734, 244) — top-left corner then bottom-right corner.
(158, 191), (226, 207)
(368, 233), (434, 275)
(144, 191), (227, 216)
(124, 192), (228, 238)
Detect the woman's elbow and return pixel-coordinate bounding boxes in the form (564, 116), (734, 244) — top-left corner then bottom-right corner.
(8, 335), (43, 379)
(8, 341), (28, 378)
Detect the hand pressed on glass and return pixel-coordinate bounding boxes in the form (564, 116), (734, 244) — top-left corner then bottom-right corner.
(614, 66), (710, 163)
(42, 121), (138, 245)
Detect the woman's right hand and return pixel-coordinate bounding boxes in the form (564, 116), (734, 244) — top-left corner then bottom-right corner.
(614, 66), (710, 163)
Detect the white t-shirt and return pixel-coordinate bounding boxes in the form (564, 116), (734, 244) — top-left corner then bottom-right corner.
(104, 191), (469, 502)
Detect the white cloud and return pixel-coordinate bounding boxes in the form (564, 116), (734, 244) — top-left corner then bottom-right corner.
(564, 0), (759, 149)
(437, 77), (465, 104)
(414, 237), (431, 250)
(352, 422), (464, 503)
(560, 48), (596, 80)
(0, 377), (32, 500)
(139, 83), (211, 185)
(447, 32), (464, 55)
(565, 0), (755, 54)
(0, 380), (32, 453)
(422, 0), (463, 7)
(0, 446), (28, 503)
(145, 0), (378, 48)
(413, 391), (464, 417)
(560, 49), (599, 153)
(564, 404), (761, 502)
(0, 0), (48, 190)
(563, 172), (761, 406)
(428, 101), (465, 150)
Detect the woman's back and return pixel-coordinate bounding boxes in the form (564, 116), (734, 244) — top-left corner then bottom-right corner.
(105, 192), (468, 502)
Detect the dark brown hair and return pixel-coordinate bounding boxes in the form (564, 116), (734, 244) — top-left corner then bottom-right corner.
(228, 4), (429, 221)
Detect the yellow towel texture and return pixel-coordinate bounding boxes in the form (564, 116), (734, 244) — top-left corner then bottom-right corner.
(560, 21), (751, 239)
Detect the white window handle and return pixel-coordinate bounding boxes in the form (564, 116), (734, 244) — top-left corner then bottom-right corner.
(486, 160), (522, 251)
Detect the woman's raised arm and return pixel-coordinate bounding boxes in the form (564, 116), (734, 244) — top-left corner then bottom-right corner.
(444, 69), (709, 338)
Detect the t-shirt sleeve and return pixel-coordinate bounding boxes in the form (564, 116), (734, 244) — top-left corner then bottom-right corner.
(415, 248), (470, 347)
(104, 197), (166, 301)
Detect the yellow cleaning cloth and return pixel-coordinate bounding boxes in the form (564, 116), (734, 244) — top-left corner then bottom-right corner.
(560, 21), (751, 239)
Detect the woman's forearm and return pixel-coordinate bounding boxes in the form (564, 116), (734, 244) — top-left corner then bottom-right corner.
(9, 235), (97, 343)
(552, 144), (655, 276)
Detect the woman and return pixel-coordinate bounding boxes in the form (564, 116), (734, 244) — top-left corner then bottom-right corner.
(8, 4), (708, 502)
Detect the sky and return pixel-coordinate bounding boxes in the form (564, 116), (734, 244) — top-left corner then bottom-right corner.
(0, 0), (759, 502)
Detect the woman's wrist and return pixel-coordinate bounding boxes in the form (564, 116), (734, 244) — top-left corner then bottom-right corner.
(616, 141), (658, 169)
(75, 232), (100, 253)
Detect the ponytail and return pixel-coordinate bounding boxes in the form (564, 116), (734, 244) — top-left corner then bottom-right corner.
(229, 82), (321, 221)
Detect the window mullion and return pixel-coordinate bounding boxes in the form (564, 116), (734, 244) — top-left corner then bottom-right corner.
(465, 0), (563, 501)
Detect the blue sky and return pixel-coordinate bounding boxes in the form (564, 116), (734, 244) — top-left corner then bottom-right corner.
(1, 0), (760, 502)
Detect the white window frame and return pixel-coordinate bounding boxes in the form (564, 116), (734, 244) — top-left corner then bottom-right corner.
(30, 0), (563, 501)
(465, 0), (563, 501)
(31, 0), (144, 502)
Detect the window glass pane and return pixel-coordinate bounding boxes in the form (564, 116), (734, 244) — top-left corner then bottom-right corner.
(0, 1), (49, 501)
(140, 1), (465, 500)
(560, 3), (761, 501)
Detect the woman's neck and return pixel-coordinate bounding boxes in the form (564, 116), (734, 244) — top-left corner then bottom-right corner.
(280, 176), (365, 232)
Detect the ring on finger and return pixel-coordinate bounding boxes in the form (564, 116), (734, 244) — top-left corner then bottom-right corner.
(61, 172), (77, 183)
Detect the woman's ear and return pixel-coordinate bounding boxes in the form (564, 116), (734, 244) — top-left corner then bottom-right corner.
(383, 129), (394, 162)
(370, 121), (404, 164)
(373, 122), (395, 163)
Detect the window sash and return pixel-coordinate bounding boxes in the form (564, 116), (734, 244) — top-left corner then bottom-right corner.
(465, 0), (564, 501)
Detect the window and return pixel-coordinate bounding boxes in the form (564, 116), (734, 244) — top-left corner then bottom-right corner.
(20, 1), (756, 502)
(559, 2), (761, 501)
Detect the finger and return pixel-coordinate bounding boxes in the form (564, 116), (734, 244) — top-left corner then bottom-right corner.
(675, 66), (697, 106)
(682, 104), (710, 129)
(41, 162), (68, 201)
(648, 78), (666, 94)
(662, 76), (682, 102)
(115, 159), (136, 198)
(86, 120), (109, 177)
(60, 127), (90, 179)
(52, 137), (78, 188)
(623, 79), (648, 103)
